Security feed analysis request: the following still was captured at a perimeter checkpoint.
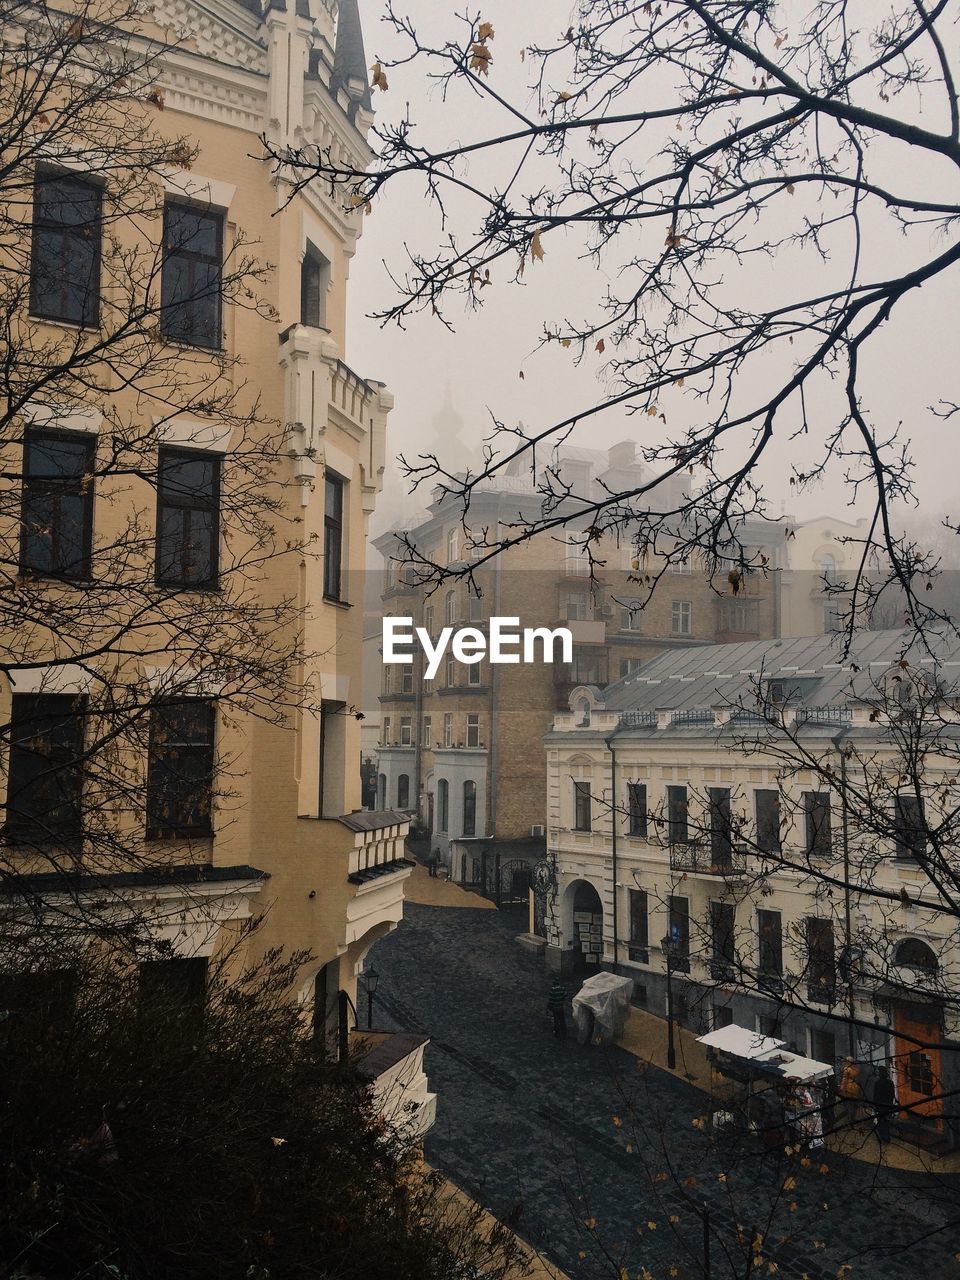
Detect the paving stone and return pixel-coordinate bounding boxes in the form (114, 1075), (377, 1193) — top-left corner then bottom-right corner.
(370, 903), (960, 1280)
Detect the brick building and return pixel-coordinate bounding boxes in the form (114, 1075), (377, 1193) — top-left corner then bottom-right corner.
(374, 442), (786, 903)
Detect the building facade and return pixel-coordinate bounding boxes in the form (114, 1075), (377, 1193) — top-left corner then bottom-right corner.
(375, 443), (784, 901)
(1, 0), (432, 1133)
(544, 631), (959, 1143)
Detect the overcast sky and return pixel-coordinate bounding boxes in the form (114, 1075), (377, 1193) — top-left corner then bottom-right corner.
(345, 1), (959, 549)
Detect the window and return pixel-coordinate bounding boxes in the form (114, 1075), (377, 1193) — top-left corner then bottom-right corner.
(566, 592), (590, 621)
(160, 201), (223, 349)
(619, 659), (643, 678)
(423, 715), (432, 746)
(668, 895), (690, 968)
(424, 605), (434, 635)
(907, 1051), (935, 1096)
(138, 956), (207, 1031)
(564, 540), (590, 577)
(462, 780), (476, 837)
(30, 170), (102, 327)
(447, 528), (460, 563)
(712, 1004), (734, 1030)
(466, 713), (480, 748)
(823, 603), (845, 633)
(443, 713), (453, 748)
(757, 909), (783, 982)
(399, 716), (412, 746)
(469, 595), (483, 622)
(300, 243), (329, 327)
(323, 473), (344, 601)
(445, 653), (456, 688)
(627, 782), (647, 837)
(894, 938), (938, 973)
(468, 661), (482, 686)
(805, 917), (836, 1001)
(628, 888), (648, 962)
(382, 715), (391, 745)
(400, 667), (414, 695)
(146, 700), (216, 839)
(572, 648), (607, 685)
(382, 666), (391, 696)
(620, 602), (642, 631)
(671, 600), (692, 636)
(437, 779), (449, 832)
(810, 1027), (837, 1069)
(156, 447), (220, 589)
(710, 901), (736, 980)
(708, 788), (733, 867)
(20, 430), (95, 579)
(819, 553), (838, 585)
(574, 780), (592, 832)
(894, 793), (926, 860)
(755, 790), (781, 853)
(719, 598), (759, 634)
(397, 774), (410, 808)
(758, 1013), (781, 1039)
(317, 698), (346, 818)
(667, 785), (688, 845)
(803, 791), (831, 857)
(377, 773), (386, 808)
(5, 694), (85, 841)
(445, 590), (457, 624)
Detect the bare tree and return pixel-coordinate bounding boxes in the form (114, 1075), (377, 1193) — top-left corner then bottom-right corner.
(271, 0), (959, 629)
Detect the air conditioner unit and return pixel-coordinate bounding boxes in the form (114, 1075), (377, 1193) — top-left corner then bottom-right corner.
(530, 824), (545, 838)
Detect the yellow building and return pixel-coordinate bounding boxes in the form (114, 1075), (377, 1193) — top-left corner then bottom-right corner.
(0, 0), (432, 1131)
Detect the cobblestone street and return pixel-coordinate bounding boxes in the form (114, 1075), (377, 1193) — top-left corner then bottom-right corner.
(369, 899), (960, 1280)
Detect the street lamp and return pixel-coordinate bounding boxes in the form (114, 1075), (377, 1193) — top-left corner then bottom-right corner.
(661, 933), (678, 1071)
(365, 966), (379, 1029)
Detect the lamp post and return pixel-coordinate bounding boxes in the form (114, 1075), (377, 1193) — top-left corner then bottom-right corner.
(661, 933), (678, 1070)
(365, 966), (379, 1029)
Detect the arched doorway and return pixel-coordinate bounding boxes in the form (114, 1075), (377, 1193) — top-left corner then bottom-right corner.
(498, 859), (532, 907)
(564, 879), (604, 970)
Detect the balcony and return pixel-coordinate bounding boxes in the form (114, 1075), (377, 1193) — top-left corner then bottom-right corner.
(336, 811), (414, 949)
(351, 1029), (436, 1142)
(668, 840), (746, 877)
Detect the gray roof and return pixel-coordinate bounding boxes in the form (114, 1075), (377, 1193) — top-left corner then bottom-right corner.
(331, 0), (372, 112)
(338, 808), (409, 833)
(1, 863), (269, 896)
(597, 628), (960, 725)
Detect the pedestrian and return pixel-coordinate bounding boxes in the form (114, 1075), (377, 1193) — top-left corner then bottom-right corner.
(429, 848), (440, 878)
(547, 978), (567, 1040)
(838, 1055), (861, 1127)
(873, 1065), (897, 1145)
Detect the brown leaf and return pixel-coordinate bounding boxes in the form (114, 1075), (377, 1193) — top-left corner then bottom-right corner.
(469, 44), (493, 75)
(530, 230), (545, 261)
(370, 62), (388, 91)
(477, 21), (495, 40)
(595, 338), (605, 354)
(555, 90), (572, 104)
(560, 338), (571, 348)
(146, 88), (165, 110)
(664, 229), (685, 249)
(785, 183), (796, 194)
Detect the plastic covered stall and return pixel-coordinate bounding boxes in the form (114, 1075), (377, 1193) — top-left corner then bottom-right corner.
(572, 973), (634, 1045)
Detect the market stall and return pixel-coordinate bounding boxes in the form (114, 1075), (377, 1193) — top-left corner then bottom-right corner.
(572, 972), (634, 1045)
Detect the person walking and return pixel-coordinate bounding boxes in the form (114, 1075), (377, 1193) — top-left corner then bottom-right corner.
(838, 1056), (862, 1127)
(547, 978), (568, 1040)
(873, 1066), (897, 1145)
(428, 848), (440, 878)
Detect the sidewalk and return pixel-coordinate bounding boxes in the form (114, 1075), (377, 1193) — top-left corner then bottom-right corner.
(618, 1004), (960, 1174)
(403, 858), (495, 911)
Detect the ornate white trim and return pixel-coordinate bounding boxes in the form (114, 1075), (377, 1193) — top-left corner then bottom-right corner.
(20, 403), (103, 433)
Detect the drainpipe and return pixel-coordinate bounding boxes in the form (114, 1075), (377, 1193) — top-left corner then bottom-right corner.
(832, 729), (857, 1058)
(487, 539), (502, 840)
(606, 731), (620, 973)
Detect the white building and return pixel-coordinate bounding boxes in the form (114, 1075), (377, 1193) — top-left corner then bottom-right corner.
(544, 630), (960, 1144)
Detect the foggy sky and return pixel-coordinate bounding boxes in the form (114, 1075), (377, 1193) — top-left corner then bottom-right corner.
(345, 1), (959, 549)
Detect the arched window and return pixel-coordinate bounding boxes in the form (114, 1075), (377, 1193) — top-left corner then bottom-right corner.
(397, 774), (410, 808)
(462, 780), (476, 837)
(437, 779), (449, 832)
(894, 938), (938, 973)
(577, 698), (591, 727)
(819, 553), (837, 585)
(445, 590), (457, 625)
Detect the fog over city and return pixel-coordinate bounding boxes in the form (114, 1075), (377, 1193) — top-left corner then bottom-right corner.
(347, 0), (959, 556)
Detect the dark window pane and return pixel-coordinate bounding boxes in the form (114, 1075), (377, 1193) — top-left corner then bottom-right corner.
(667, 785), (687, 844)
(894, 794), (925, 860)
(156, 448), (220, 589)
(628, 782), (647, 837)
(160, 203), (223, 349)
(708, 788), (733, 866)
(711, 901), (735, 977)
(574, 781), (591, 831)
(323, 474), (344, 600)
(301, 249), (327, 327)
(757, 909), (783, 978)
(5, 694), (85, 841)
(805, 916), (835, 999)
(146, 701), (215, 838)
(668, 895), (690, 961)
(20, 431), (94, 579)
(755, 790), (781, 853)
(30, 172), (102, 326)
(804, 792), (831, 857)
(462, 780), (476, 836)
(629, 889), (647, 945)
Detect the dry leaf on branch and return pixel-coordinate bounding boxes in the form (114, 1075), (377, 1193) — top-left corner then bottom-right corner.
(530, 230), (545, 261)
(477, 20), (494, 40)
(370, 62), (388, 91)
(469, 43), (493, 75)
(596, 338), (605, 353)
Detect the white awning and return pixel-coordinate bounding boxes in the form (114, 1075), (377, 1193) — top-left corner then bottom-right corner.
(753, 1048), (833, 1083)
(696, 1023), (784, 1059)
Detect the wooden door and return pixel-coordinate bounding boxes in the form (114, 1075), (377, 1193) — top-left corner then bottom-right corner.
(893, 1005), (943, 1129)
